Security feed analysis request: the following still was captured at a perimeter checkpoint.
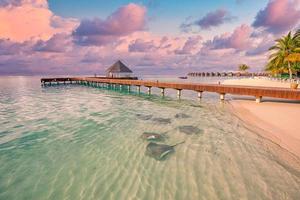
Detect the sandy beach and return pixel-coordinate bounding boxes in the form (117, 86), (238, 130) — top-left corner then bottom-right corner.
(223, 78), (300, 158)
(222, 77), (293, 88)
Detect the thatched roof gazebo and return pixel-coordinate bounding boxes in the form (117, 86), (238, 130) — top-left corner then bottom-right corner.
(106, 60), (133, 78)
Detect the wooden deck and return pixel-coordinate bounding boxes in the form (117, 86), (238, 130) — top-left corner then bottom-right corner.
(41, 77), (300, 102)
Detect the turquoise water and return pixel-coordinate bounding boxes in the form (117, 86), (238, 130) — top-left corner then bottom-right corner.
(0, 76), (299, 200)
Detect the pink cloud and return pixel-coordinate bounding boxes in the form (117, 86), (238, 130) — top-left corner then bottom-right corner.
(0, 0), (78, 42)
(73, 3), (146, 46)
(229, 24), (253, 49)
(33, 33), (73, 53)
(252, 0), (300, 34)
(116, 31), (185, 54)
(175, 36), (202, 55)
(128, 39), (158, 52)
(205, 24), (253, 51)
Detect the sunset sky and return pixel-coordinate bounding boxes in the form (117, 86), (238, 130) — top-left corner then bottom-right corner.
(0, 0), (299, 75)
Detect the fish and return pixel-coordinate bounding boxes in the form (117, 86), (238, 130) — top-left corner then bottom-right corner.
(178, 126), (202, 135)
(152, 118), (171, 124)
(136, 114), (153, 120)
(174, 113), (190, 119)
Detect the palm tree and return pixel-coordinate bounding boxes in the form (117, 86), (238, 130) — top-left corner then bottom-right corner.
(265, 59), (286, 76)
(238, 64), (250, 72)
(295, 29), (300, 44)
(267, 31), (300, 80)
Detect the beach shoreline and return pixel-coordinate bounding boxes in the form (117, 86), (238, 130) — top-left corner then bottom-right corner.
(227, 100), (300, 157)
(222, 78), (300, 159)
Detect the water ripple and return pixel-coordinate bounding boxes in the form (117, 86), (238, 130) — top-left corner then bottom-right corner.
(0, 77), (299, 200)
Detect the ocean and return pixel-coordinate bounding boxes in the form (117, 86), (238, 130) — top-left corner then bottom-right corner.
(0, 76), (299, 200)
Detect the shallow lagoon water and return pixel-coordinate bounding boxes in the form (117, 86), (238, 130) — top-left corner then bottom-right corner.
(0, 76), (299, 200)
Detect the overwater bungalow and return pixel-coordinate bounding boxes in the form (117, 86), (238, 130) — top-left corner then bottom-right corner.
(106, 60), (133, 78)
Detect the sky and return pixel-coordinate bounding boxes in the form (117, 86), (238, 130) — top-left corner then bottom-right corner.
(0, 0), (299, 75)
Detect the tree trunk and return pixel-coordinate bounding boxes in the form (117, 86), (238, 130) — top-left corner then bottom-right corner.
(288, 62), (293, 81)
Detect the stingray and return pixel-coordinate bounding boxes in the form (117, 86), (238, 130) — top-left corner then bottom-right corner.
(190, 104), (203, 108)
(174, 113), (191, 119)
(152, 118), (171, 124)
(136, 114), (153, 120)
(178, 126), (202, 135)
(141, 132), (166, 142)
(146, 141), (185, 161)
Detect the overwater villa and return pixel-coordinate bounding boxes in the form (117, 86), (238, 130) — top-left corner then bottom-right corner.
(106, 60), (133, 78)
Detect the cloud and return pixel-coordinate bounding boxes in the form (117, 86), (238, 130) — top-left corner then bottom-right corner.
(181, 9), (235, 32)
(175, 36), (202, 55)
(0, 1), (273, 75)
(33, 33), (72, 52)
(73, 3), (146, 46)
(245, 31), (274, 56)
(0, 38), (32, 55)
(128, 39), (158, 52)
(0, 0), (78, 42)
(252, 0), (300, 34)
(113, 31), (185, 55)
(0, 0), (47, 7)
(204, 24), (253, 50)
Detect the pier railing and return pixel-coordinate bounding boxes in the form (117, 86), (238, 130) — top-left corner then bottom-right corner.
(41, 77), (300, 103)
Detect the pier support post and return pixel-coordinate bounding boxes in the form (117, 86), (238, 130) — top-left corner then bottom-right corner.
(177, 89), (182, 99)
(220, 93), (225, 101)
(136, 86), (141, 94)
(147, 86), (152, 95)
(128, 85), (131, 92)
(161, 88), (165, 97)
(255, 96), (262, 103)
(198, 91), (203, 99)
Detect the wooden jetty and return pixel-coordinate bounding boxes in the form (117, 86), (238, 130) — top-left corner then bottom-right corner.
(41, 77), (300, 103)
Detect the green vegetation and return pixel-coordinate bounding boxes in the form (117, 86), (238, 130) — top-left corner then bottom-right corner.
(238, 64), (250, 72)
(266, 29), (300, 80)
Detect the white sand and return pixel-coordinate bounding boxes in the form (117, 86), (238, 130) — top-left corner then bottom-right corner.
(222, 77), (292, 88)
(223, 78), (300, 157)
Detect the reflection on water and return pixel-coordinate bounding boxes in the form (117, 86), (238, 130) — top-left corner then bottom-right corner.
(0, 76), (299, 200)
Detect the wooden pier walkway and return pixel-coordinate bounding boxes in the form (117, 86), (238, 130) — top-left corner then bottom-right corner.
(41, 77), (300, 103)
